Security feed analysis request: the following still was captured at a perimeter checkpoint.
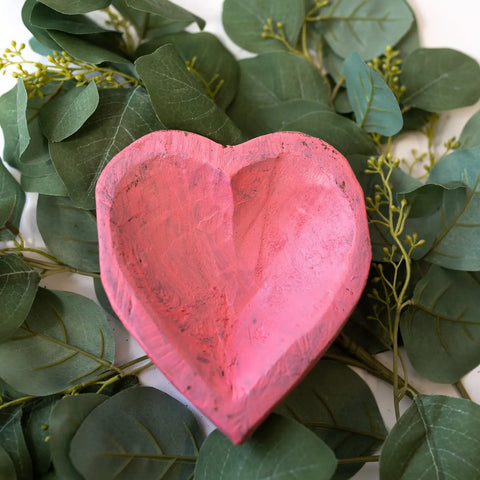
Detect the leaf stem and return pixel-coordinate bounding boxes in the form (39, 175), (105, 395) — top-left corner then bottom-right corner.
(454, 380), (472, 401)
(337, 455), (380, 465)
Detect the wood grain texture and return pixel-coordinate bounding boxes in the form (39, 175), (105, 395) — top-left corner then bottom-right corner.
(96, 130), (371, 444)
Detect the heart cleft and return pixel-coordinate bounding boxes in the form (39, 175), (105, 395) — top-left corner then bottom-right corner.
(96, 130), (371, 444)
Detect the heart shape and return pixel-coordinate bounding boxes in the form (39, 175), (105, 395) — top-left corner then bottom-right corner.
(96, 130), (371, 444)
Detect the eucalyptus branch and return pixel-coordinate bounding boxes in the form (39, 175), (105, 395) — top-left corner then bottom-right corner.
(337, 455), (380, 465)
(185, 56), (224, 100)
(0, 41), (141, 98)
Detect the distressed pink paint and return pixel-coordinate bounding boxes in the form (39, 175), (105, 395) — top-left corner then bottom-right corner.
(95, 130), (371, 444)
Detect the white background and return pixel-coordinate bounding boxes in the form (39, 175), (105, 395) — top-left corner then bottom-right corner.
(1, 1), (480, 478)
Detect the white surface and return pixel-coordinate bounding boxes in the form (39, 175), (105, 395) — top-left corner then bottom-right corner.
(1, 1), (480, 479)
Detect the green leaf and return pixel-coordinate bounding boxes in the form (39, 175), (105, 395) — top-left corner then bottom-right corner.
(46, 30), (129, 64)
(31, 3), (113, 35)
(228, 51), (330, 134)
(401, 265), (480, 383)
(380, 395), (480, 480)
(222, 0), (305, 54)
(50, 393), (108, 480)
(93, 277), (118, 319)
(135, 44), (245, 145)
(40, 83), (99, 142)
(0, 81), (30, 169)
(0, 445), (17, 480)
(276, 360), (386, 480)
(0, 288), (115, 396)
(278, 109), (377, 156)
(0, 407), (33, 480)
(113, 0), (191, 42)
(344, 52), (403, 136)
(459, 109), (480, 149)
(402, 48), (480, 111)
(195, 414), (337, 480)
(136, 31), (239, 110)
(125, 0), (205, 30)
(36, 195), (99, 272)
(22, 0), (61, 52)
(37, 0), (111, 15)
(69, 387), (204, 480)
(417, 146), (480, 270)
(0, 255), (40, 343)
(0, 161), (25, 241)
(17, 118), (68, 196)
(22, 396), (60, 476)
(49, 87), (164, 210)
(317, 0), (413, 60)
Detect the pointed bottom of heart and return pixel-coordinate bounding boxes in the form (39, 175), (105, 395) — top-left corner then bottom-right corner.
(96, 130), (371, 444)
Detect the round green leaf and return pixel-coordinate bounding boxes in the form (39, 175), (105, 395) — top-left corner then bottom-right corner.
(50, 393), (108, 480)
(40, 82), (99, 142)
(222, 0), (305, 53)
(344, 52), (403, 136)
(37, 0), (111, 15)
(402, 48), (480, 111)
(0, 161), (25, 241)
(276, 360), (387, 480)
(380, 395), (480, 480)
(0, 288), (115, 396)
(49, 87), (164, 210)
(195, 414), (337, 480)
(401, 265), (480, 383)
(22, 396), (60, 476)
(135, 44), (245, 146)
(0, 254), (40, 342)
(0, 407), (33, 480)
(36, 195), (99, 273)
(136, 31), (239, 110)
(318, 0), (413, 60)
(125, 0), (205, 31)
(459, 109), (480, 149)
(0, 446), (17, 480)
(69, 387), (204, 480)
(22, 0), (61, 52)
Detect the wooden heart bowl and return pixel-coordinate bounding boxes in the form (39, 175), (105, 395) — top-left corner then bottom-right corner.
(96, 130), (371, 444)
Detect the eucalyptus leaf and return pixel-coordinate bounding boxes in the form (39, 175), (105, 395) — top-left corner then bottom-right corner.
(37, 0), (111, 15)
(317, 0), (413, 60)
(40, 82), (99, 142)
(380, 395), (480, 480)
(70, 387), (204, 480)
(135, 44), (245, 145)
(401, 265), (480, 383)
(402, 48), (480, 111)
(0, 288), (115, 396)
(50, 393), (108, 480)
(0, 161), (25, 241)
(0, 255), (40, 343)
(0, 446), (17, 480)
(195, 414), (337, 480)
(228, 51), (331, 134)
(125, 0), (205, 30)
(278, 109), (377, 157)
(22, 396), (60, 476)
(222, 0), (305, 53)
(276, 360), (386, 480)
(31, 3), (112, 35)
(0, 407), (33, 480)
(459, 109), (480, 149)
(22, 0), (61, 51)
(0, 80), (30, 169)
(93, 277), (118, 319)
(344, 52), (403, 136)
(17, 118), (68, 196)
(417, 146), (480, 270)
(47, 30), (129, 64)
(136, 31), (239, 110)
(50, 87), (164, 210)
(113, 0), (191, 42)
(36, 195), (99, 272)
